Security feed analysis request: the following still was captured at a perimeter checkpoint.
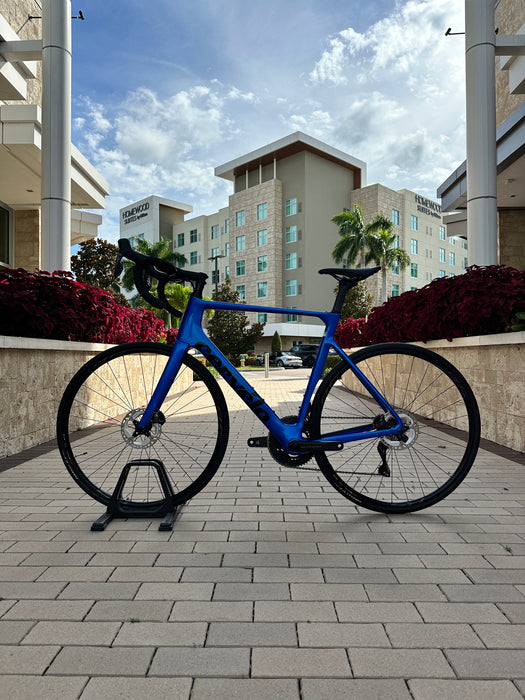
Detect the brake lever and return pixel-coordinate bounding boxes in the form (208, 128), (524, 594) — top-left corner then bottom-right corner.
(111, 253), (124, 285)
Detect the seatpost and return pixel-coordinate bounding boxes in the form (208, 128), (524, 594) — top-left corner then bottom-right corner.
(332, 281), (351, 315)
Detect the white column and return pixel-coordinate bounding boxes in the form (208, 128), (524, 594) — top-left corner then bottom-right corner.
(41, 0), (72, 272)
(464, 0), (498, 265)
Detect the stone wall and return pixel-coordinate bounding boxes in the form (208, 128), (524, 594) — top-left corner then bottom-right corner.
(0, 337), (192, 458)
(341, 332), (525, 453)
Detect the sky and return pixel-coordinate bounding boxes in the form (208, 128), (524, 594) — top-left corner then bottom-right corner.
(69, 0), (466, 243)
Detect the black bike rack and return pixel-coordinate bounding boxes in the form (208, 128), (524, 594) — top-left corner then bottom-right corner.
(91, 459), (180, 532)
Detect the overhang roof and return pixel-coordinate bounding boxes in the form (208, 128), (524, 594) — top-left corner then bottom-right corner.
(0, 104), (110, 210)
(215, 131), (367, 188)
(437, 103), (525, 211)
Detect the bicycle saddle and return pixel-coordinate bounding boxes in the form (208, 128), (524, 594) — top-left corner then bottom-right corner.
(319, 266), (380, 285)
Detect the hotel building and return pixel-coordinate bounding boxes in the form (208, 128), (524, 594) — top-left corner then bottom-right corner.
(122, 132), (459, 351)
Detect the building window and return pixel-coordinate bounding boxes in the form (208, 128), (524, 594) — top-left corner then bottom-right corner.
(439, 248), (446, 263)
(257, 203), (267, 220)
(258, 312), (267, 323)
(449, 252), (455, 265)
(410, 215), (418, 231)
(285, 198), (297, 216)
(225, 265), (230, 280)
(464, 257), (468, 268)
(224, 242), (230, 257)
(411, 263), (418, 278)
(439, 225), (446, 240)
(225, 218), (230, 234)
(286, 279), (297, 296)
(211, 224), (219, 239)
(257, 229), (267, 246)
(287, 307), (297, 322)
(439, 270), (446, 278)
(236, 260), (245, 276)
(285, 225), (297, 243)
(257, 255), (268, 272)
(190, 251), (198, 265)
(391, 284), (400, 297)
(236, 235), (245, 252)
(392, 235), (399, 249)
(177, 232), (185, 247)
(392, 209), (399, 225)
(236, 210), (245, 226)
(211, 247), (219, 258)
(285, 252), (297, 270)
(257, 281), (268, 298)
(410, 238), (418, 255)
(392, 261), (399, 275)
(236, 285), (246, 300)
(190, 229), (198, 243)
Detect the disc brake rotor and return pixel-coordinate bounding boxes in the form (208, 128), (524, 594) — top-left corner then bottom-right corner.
(121, 408), (163, 448)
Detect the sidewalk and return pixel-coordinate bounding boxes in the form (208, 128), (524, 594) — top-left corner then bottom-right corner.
(0, 369), (524, 699)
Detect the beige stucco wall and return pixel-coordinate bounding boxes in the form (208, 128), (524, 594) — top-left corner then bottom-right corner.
(0, 337), (192, 458)
(342, 332), (525, 453)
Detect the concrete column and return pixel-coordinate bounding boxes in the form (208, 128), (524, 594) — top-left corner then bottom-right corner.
(41, 0), (71, 272)
(464, 0), (498, 265)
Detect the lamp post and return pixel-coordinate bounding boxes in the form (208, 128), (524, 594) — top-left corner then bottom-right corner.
(208, 253), (225, 295)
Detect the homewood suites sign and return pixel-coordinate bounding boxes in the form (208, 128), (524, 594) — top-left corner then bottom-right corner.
(122, 202), (150, 226)
(414, 194), (441, 220)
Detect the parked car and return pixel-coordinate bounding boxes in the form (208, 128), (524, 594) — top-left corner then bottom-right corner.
(255, 350), (302, 368)
(287, 344), (337, 368)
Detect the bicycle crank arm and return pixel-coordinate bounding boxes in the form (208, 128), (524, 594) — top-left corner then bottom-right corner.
(247, 436), (268, 448)
(288, 440), (343, 452)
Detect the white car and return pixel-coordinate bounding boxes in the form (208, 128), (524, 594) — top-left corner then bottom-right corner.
(256, 351), (302, 368)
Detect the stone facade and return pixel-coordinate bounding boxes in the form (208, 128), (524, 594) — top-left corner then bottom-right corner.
(14, 208), (40, 269)
(495, 0), (525, 127)
(499, 209), (525, 269)
(342, 332), (525, 454)
(1, 0), (42, 106)
(0, 337), (192, 459)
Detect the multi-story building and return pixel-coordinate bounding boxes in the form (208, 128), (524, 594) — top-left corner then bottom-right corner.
(0, 1), (108, 271)
(122, 132), (460, 351)
(350, 184), (467, 301)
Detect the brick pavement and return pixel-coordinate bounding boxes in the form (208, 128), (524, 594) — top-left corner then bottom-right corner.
(0, 368), (524, 699)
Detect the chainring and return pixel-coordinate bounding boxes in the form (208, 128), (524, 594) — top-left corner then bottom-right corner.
(268, 415), (313, 467)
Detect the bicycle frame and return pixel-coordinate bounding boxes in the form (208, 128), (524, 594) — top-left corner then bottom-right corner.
(136, 294), (404, 452)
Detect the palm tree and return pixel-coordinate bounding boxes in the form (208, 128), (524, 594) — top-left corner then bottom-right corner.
(331, 204), (368, 267)
(121, 238), (186, 293)
(365, 218), (411, 303)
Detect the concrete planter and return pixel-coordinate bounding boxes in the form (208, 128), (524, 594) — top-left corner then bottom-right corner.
(341, 331), (525, 454)
(0, 337), (191, 459)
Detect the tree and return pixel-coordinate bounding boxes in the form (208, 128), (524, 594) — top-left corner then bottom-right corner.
(365, 219), (411, 303)
(207, 279), (265, 363)
(337, 281), (374, 321)
(71, 238), (119, 290)
(271, 330), (282, 352)
(331, 205), (396, 268)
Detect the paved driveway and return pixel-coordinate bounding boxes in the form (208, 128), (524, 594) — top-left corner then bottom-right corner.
(0, 370), (524, 699)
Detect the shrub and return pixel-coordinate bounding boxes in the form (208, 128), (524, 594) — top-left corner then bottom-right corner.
(165, 328), (179, 345)
(0, 268), (165, 343)
(335, 265), (525, 347)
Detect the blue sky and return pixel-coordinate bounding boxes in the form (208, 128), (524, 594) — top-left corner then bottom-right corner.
(70, 0), (466, 242)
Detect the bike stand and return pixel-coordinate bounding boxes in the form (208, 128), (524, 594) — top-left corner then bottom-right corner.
(91, 459), (180, 532)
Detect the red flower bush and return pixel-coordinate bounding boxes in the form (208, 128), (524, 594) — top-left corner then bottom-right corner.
(0, 268), (165, 343)
(165, 328), (179, 345)
(335, 265), (525, 348)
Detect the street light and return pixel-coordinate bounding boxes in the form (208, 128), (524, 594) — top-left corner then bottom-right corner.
(208, 253), (225, 294)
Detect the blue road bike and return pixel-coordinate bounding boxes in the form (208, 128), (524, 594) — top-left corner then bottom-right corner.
(57, 238), (480, 517)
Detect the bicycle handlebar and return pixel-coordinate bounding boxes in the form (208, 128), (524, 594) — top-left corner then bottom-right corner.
(114, 238), (208, 317)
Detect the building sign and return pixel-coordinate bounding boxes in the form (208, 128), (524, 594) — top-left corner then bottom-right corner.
(414, 194), (441, 219)
(121, 201), (150, 226)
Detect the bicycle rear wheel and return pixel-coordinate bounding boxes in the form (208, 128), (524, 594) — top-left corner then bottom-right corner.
(57, 343), (229, 511)
(310, 343), (480, 513)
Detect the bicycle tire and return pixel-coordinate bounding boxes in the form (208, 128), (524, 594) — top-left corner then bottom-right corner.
(310, 343), (480, 514)
(57, 343), (229, 511)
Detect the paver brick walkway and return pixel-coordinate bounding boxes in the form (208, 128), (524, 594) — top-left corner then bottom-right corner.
(0, 368), (524, 699)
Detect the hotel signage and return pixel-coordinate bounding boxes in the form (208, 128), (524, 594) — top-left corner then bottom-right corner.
(414, 194), (441, 220)
(122, 201), (150, 226)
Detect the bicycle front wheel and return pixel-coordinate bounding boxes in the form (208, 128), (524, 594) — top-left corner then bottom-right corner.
(310, 343), (480, 514)
(57, 343), (229, 511)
